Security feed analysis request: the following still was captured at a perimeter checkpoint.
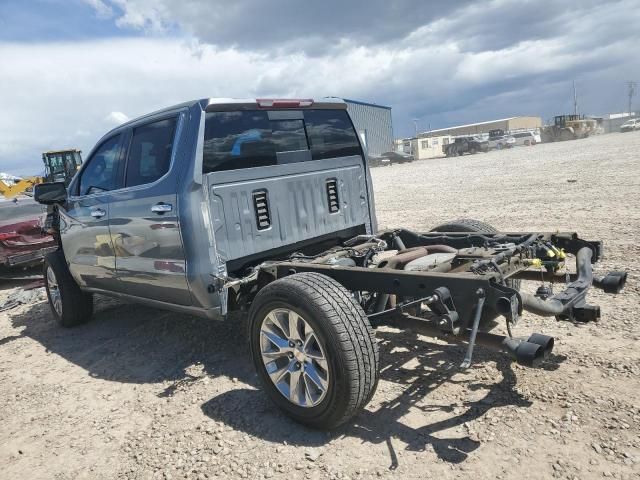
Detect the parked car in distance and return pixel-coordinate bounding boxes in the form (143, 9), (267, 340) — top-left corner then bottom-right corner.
(487, 134), (516, 150)
(620, 119), (640, 132)
(443, 136), (488, 156)
(511, 131), (541, 146)
(367, 155), (391, 167)
(380, 151), (414, 164)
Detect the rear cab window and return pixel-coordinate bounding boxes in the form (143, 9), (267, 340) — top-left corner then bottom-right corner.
(203, 109), (362, 173)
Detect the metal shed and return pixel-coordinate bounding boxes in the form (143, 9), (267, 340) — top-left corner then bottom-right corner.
(343, 99), (393, 157)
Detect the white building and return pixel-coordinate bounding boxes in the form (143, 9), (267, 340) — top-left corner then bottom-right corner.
(394, 134), (453, 160)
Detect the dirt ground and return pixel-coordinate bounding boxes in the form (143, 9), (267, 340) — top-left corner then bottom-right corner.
(1, 132), (639, 480)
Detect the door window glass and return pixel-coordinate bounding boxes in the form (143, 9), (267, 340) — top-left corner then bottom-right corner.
(79, 134), (122, 196)
(125, 118), (177, 187)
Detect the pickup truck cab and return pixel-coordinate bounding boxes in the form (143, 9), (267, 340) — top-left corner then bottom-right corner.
(35, 97), (626, 429)
(38, 97), (376, 317)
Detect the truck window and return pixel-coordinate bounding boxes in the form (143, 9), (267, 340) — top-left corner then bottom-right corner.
(79, 134), (122, 196)
(125, 118), (177, 187)
(203, 111), (276, 172)
(303, 110), (361, 160)
(202, 109), (362, 173)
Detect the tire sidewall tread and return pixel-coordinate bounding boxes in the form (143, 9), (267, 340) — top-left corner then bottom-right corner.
(248, 272), (378, 429)
(43, 250), (93, 328)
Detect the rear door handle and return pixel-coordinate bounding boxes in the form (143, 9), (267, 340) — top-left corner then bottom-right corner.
(151, 203), (172, 214)
(90, 208), (106, 218)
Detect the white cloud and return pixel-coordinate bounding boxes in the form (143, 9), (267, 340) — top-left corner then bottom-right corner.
(81, 0), (114, 19)
(109, 0), (169, 31)
(2, 0), (640, 176)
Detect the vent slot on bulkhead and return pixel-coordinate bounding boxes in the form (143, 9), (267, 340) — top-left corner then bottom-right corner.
(326, 179), (339, 213)
(253, 190), (271, 230)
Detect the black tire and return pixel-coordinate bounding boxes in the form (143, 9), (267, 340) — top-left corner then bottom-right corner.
(43, 250), (93, 327)
(430, 218), (499, 234)
(469, 147), (477, 154)
(429, 218), (521, 293)
(248, 272), (379, 429)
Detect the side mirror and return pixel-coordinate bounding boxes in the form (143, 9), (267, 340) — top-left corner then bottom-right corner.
(34, 182), (67, 205)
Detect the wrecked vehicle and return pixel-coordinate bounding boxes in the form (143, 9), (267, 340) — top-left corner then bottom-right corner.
(35, 98), (627, 429)
(0, 197), (56, 271)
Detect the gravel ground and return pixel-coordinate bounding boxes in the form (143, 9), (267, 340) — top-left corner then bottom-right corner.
(1, 132), (639, 480)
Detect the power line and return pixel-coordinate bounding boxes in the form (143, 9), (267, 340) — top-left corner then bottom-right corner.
(626, 81), (637, 115)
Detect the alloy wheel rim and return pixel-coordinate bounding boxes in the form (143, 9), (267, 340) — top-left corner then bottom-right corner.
(260, 308), (330, 408)
(46, 266), (62, 316)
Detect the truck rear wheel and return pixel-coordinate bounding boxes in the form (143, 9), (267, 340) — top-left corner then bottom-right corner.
(248, 272), (379, 429)
(43, 250), (93, 328)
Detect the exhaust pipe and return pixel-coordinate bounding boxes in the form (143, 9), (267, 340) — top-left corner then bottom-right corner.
(594, 271), (627, 294)
(480, 333), (553, 368)
(502, 339), (545, 367)
(526, 333), (555, 358)
(521, 246), (595, 318)
(499, 333), (554, 367)
(385, 312), (555, 368)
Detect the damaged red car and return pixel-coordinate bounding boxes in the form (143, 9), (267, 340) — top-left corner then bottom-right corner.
(0, 198), (57, 270)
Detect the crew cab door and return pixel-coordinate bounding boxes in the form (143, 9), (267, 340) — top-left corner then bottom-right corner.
(60, 134), (123, 289)
(108, 114), (192, 306)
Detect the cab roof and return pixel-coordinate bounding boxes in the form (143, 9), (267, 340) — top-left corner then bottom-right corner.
(102, 97), (348, 142)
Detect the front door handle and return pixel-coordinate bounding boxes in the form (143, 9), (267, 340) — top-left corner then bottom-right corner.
(151, 203), (172, 214)
(90, 208), (106, 218)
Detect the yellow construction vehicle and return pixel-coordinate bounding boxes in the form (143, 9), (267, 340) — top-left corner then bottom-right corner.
(541, 115), (598, 142)
(0, 149), (82, 199)
(0, 175), (43, 198)
(42, 149), (83, 185)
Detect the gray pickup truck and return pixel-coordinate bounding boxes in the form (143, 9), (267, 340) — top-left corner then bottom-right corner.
(35, 97), (626, 429)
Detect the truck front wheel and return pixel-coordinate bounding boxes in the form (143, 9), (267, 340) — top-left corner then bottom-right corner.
(43, 250), (93, 327)
(248, 272), (379, 429)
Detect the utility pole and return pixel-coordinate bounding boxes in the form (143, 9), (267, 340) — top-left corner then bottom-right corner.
(413, 118), (419, 138)
(573, 80), (578, 116)
(626, 81), (637, 115)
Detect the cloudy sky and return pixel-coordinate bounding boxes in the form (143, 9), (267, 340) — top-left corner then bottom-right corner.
(1, 0), (639, 175)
